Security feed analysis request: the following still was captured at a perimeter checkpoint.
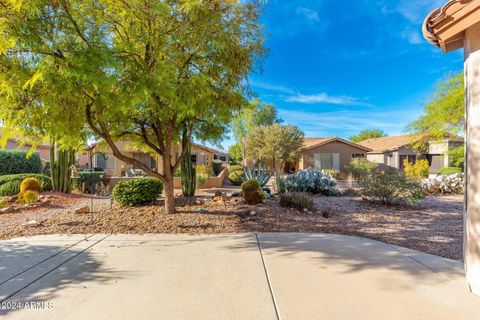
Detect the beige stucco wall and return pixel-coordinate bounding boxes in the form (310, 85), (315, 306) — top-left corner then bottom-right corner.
(365, 153), (385, 164)
(299, 141), (368, 175)
(464, 21), (480, 295)
(4, 140), (50, 161)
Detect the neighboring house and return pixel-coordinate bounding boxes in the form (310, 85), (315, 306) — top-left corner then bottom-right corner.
(292, 137), (372, 176)
(0, 133), (51, 161)
(358, 134), (464, 174)
(81, 141), (225, 177)
(213, 151), (230, 165)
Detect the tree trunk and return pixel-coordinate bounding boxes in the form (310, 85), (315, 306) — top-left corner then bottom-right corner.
(164, 176), (176, 214)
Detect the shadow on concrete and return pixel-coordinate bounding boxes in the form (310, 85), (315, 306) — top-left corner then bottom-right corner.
(0, 241), (129, 316)
(224, 233), (465, 291)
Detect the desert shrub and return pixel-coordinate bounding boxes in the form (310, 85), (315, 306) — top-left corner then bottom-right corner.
(212, 160), (223, 176)
(345, 158), (377, 183)
(439, 167), (463, 176)
(322, 169), (339, 179)
(241, 179), (264, 204)
(284, 168), (338, 196)
(196, 172), (208, 187)
(18, 190), (39, 204)
(360, 170), (424, 206)
(72, 172), (104, 193)
(279, 192), (314, 211)
(228, 171), (244, 186)
(276, 175), (286, 194)
(423, 173), (464, 194)
(403, 159), (430, 180)
(0, 197), (8, 208)
(0, 150), (42, 176)
(174, 167), (182, 177)
(20, 177), (42, 193)
(113, 178), (163, 206)
(196, 164), (213, 177)
(228, 165), (243, 173)
(0, 174), (52, 196)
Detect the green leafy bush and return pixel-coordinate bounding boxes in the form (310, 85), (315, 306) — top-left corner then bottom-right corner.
(212, 160), (223, 176)
(228, 171), (244, 186)
(322, 169), (339, 179)
(228, 165), (243, 173)
(0, 174), (52, 196)
(360, 170), (424, 206)
(345, 158), (377, 183)
(403, 159), (430, 180)
(0, 150), (42, 175)
(439, 167), (463, 176)
(72, 172), (104, 194)
(113, 178), (163, 206)
(279, 192), (314, 211)
(241, 179), (264, 204)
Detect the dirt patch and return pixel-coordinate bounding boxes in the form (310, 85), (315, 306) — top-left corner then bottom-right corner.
(0, 192), (464, 261)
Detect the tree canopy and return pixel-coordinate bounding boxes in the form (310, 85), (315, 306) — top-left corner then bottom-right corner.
(349, 129), (387, 143)
(245, 123), (304, 173)
(407, 72), (464, 166)
(231, 99), (282, 144)
(0, 0), (265, 213)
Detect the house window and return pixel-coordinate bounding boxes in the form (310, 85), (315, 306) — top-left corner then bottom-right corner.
(399, 155), (417, 170)
(219, 155), (227, 161)
(352, 154), (365, 158)
(426, 154), (445, 174)
(314, 153), (339, 170)
(191, 154), (197, 164)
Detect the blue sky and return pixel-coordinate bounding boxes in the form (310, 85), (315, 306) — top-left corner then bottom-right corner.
(218, 0), (464, 149)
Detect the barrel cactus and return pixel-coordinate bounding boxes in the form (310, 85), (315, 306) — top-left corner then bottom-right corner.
(20, 177), (42, 193)
(241, 179), (264, 204)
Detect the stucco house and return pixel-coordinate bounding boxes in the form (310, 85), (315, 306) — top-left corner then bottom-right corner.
(292, 137), (372, 176)
(0, 131), (51, 161)
(358, 134), (463, 174)
(79, 141), (225, 177)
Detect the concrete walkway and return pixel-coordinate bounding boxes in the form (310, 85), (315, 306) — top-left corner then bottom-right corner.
(0, 233), (479, 319)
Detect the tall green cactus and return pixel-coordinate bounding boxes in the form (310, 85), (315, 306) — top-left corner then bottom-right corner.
(50, 141), (76, 194)
(181, 131), (196, 197)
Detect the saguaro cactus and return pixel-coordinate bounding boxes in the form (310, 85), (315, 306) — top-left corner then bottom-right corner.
(181, 131), (196, 197)
(50, 142), (76, 194)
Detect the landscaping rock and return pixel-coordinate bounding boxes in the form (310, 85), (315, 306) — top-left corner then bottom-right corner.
(22, 220), (39, 227)
(75, 206), (90, 214)
(8, 195), (18, 203)
(231, 192), (241, 197)
(0, 206), (15, 214)
(214, 191), (225, 197)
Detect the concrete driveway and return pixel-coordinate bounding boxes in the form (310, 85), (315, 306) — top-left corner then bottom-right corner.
(0, 233), (479, 320)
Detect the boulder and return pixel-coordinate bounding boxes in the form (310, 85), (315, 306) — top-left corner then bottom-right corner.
(75, 206), (90, 214)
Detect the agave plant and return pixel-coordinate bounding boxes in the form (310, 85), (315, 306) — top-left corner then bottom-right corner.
(242, 163), (273, 188)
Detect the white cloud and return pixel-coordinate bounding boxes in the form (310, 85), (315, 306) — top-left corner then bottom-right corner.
(401, 30), (423, 45)
(296, 7), (320, 22)
(277, 108), (422, 138)
(286, 93), (373, 107)
(250, 80), (295, 95)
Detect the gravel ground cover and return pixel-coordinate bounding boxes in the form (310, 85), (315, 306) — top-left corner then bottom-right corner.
(0, 190), (464, 260)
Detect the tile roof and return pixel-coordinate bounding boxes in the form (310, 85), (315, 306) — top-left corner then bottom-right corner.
(303, 137), (372, 151)
(358, 135), (415, 153)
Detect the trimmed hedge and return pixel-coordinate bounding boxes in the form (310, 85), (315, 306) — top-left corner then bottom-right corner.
(212, 160), (223, 176)
(0, 174), (52, 196)
(72, 172), (104, 194)
(113, 178), (163, 206)
(0, 150), (42, 176)
(439, 167), (463, 176)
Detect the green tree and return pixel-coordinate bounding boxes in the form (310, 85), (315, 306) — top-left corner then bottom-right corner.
(228, 143), (243, 163)
(0, 0), (264, 214)
(231, 99), (282, 159)
(407, 72), (464, 165)
(245, 123), (304, 173)
(349, 129), (388, 143)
